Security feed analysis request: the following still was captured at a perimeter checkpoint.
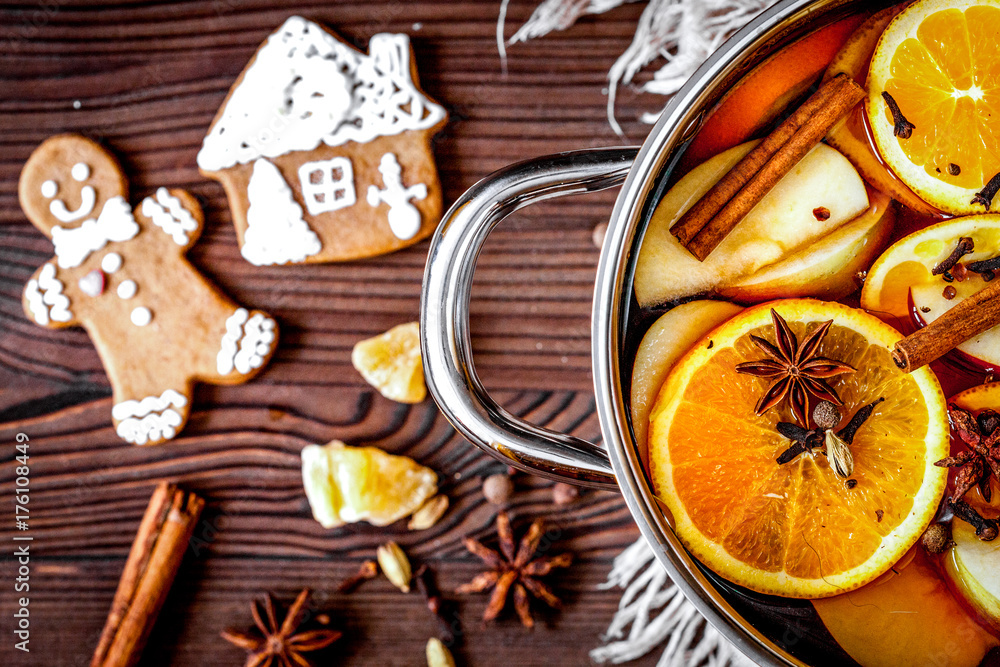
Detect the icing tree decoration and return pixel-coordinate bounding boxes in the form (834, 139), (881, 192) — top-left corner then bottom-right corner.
(367, 153), (426, 240)
(112, 389), (187, 445)
(196, 16), (447, 172)
(25, 262), (72, 325)
(47, 162), (96, 223)
(242, 159), (322, 266)
(51, 196), (139, 269)
(141, 188), (199, 245)
(298, 157), (356, 215)
(217, 307), (278, 375)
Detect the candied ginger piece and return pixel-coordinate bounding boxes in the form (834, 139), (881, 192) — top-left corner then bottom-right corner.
(352, 321), (426, 403)
(301, 440), (437, 528)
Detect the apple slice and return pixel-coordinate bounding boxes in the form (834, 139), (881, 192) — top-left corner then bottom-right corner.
(630, 300), (742, 466)
(861, 215), (1000, 366)
(814, 547), (999, 667)
(717, 188), (894, 303)
(634, 140), (870, 307)
(945, 516), (1000, 635)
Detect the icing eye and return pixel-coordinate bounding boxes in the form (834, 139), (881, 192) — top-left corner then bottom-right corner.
(71, 163), (90, 182)
(41, 180), (58, 198)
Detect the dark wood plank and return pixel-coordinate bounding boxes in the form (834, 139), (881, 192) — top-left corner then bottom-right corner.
(0, 2), (665, 665)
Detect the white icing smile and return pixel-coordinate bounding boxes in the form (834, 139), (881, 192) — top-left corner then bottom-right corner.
(49, 185), (96, 223)
(46, 162), (97, 223)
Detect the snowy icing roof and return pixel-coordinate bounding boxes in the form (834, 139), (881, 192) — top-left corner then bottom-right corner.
(197, 16), (447, 172)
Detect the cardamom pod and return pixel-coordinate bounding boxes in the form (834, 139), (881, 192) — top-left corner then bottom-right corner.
(825, 430), (854, 479)
(409, 494), (449, 531)
(426, 637), (456, 667)
(377, 541), (412, 593)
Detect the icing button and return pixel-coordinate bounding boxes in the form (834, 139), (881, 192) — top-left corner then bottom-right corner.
(101, 252), (123, 274)
(78, 269), (105, 297)
(117, 280), (137, 299)
(130, 306), (152, 327)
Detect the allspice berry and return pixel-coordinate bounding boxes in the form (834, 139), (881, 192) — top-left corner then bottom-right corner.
(483, 473), (513, 506)
(592, 222), (608, 249)
(921, 522), (951, 554)
(552, 482), (579, 505)
(813, 401), (842, 430)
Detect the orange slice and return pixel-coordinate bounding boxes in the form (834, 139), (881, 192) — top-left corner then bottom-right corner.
(867, 0), (1000, 214)
(648, 299), (949, 598)
(860, 214), (1000, 366)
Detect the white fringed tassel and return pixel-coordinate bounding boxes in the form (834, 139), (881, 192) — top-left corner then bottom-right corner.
(591, 537), (756, 667)
(498, 0), (775, 135)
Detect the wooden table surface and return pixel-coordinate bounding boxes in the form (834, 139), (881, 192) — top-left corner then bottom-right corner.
(0, 2), (665, 665)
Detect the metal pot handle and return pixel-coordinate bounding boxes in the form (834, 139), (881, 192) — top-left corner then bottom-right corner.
(420, 147), (638, 489)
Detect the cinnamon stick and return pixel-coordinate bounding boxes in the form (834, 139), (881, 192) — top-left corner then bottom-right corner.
(892, 279), (1000, 372)
(91, 482), (204, 667)
(678, 74), (866, 261)
(671, 74), (853, 246)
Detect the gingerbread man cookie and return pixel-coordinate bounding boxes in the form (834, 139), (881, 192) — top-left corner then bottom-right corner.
(20, 134), (279, 445)
(197, 16), (448, 265)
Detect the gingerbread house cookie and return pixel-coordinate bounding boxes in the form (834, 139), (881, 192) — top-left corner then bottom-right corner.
(197, 16), (448, 265)
(19, 134), (278, 446)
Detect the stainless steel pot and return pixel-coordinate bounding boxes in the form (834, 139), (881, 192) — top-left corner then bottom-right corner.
(420, 1), (868, 664)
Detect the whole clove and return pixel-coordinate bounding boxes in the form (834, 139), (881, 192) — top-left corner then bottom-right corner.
(932, 237), (974, 275)
(414, 565), (456, 645)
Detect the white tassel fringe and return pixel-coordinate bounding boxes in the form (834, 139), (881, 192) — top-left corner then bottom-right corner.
(498, 0), (775, 135)
(591, 537), (756, 667)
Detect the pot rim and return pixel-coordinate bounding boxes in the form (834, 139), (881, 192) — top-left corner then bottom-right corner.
(591, 0), (866, 664)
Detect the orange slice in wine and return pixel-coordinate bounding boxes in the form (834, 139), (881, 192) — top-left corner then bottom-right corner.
(867, 0), (1000, 215)
(648, 299), (949, 598)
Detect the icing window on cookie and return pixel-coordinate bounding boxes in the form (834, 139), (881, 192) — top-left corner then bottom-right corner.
(366, 153), (427, 240)
(217, 308), (277, 375)
(141, 188), (199, 245)
(112, 389), (187, 445)
(51, 197), (139, 269)
(297, 157), (356, 215)
(25, 263), (72, 325)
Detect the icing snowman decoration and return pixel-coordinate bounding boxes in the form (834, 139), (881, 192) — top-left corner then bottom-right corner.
(20, 134), (278, 446)
(367, 153), (427, 241)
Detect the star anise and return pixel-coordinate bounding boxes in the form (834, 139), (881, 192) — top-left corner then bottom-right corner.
(221, 588), (340, 667)
(936, 405), (1000, 541)
(456, 511), (572, 628)
(736, 309), (855, 425)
